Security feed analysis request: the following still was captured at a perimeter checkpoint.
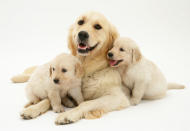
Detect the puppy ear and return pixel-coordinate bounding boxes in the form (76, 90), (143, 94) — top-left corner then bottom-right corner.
(132, 48), (142, 63)
(68, 25), (77, 56)
(49, 66), (52, 77)
(75, 61), (84, 78)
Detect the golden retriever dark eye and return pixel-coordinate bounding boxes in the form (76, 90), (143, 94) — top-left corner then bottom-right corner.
(62, 68), (67, 73)
(94, 24), (102, 30)
(120, 48), (124, 52)
(78, 20), (84, 25)
(52, 67), (55, 71)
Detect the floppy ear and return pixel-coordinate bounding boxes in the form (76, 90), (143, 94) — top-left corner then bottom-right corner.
(49, 66), (52, 77)
(75, 61), (84, 78)
(108, 24), (119, 50)
(132, 48), (142, 63)
(68, 25), (77, 56)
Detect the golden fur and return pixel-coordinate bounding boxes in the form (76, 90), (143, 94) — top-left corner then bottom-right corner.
(12, 12), (131, 123)
(11, 12), (185, 124)
(11, 66), (37, 83)
(55, 12), (130, 124)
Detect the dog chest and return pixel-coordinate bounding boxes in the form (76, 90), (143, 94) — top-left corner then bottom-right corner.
(82, 74), (101, 100)
(81, 68), (121, 100)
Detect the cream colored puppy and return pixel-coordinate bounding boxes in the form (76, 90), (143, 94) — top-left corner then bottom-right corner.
(21, 53), (83, 119)
(108, 37), (185, 105)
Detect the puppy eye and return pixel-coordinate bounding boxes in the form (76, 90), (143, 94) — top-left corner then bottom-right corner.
(62, 68), (67, 73)
(120, 48), (125, 52)
(78, 20), (84, 25)
(94, 24), (102, 30)
(52, 67), (55, 71)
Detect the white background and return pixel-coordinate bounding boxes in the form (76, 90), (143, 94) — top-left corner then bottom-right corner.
(0, 0), (189, 131)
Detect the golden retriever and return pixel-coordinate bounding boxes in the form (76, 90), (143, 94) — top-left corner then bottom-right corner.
(20, 53), (84, 119)
(55, 11), (131, 124)
(11, 12), (131, 124)
(107, 37), (185, 105)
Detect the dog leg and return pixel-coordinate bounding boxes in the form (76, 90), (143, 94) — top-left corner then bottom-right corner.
(130, 83), (146, 105)
(20, 99), (50, 119)
(55, 89), (130, 125)
(84, 109), (106, 119)
(48, 90), (64, 113)
(24, 98), (40, 108)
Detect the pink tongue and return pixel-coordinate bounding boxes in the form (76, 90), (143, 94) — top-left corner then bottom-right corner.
(78, 44), (88, 49)
(79, 45), (87, 49)
(109, 60), (117, 66)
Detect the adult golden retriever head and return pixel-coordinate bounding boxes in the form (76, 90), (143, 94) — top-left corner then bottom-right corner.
(68, 11), (119, 58)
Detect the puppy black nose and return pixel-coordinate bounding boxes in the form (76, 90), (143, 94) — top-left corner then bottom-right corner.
(78, 31), (89, 41)
(108, 52), (113, 58)
(53, 78), (59, 84)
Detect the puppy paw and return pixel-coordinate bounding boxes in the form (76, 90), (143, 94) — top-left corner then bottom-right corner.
(130, 98), (140, 106)
(53, 105), (65, 113)
(55, 111), (81, 125)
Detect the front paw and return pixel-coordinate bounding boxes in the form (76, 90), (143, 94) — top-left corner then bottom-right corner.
(55, 111), (81, 125)
(130, 98), (140, 106)
(20, 107), (40, 120)
(53, 105), (65, 113)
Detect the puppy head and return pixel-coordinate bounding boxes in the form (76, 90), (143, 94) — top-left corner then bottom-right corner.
(49, 53), (83, 86)
(107, 37), (142, 67)
(68, 11), (119, 57)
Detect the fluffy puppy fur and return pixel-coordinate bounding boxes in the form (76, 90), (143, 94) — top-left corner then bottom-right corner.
(108, 37), (185, 105)
(20, 53), (84, 119)
(14, 12), (131, 122)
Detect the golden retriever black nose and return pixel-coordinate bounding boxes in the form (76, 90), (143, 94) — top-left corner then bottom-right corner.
(53, 78), (59, 84)
(108, 52), (113, 58)
(78, 31), (89, 41)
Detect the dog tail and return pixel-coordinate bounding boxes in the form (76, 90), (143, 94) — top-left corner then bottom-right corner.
(167, 83), (185, 90)
(11, 66), (37, 83)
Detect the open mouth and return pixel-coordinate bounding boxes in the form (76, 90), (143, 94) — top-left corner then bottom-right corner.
(109, 59), (123, 66)
(77, 42), (98, 54)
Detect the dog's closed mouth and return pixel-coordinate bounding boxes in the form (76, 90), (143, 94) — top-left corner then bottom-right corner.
(78, 43), (98, 53)
(109, 59), (123, 66)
